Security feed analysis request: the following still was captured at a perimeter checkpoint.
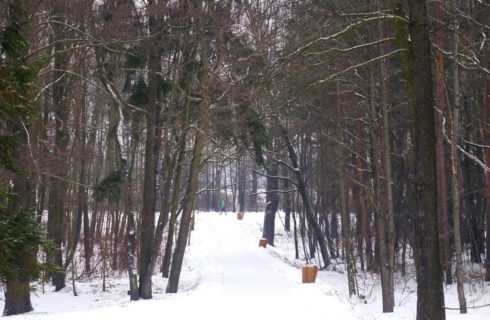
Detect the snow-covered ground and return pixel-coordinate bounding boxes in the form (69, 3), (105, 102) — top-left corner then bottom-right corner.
(2, 211), (490, 319)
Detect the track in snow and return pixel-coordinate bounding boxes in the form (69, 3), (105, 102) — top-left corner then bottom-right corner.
(181, 212), (358, 319)
(6, 211), (358, 320)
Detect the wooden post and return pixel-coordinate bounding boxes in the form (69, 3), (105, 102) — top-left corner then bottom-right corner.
(259, 238), (268, 248)
(301, 265), (319, 283)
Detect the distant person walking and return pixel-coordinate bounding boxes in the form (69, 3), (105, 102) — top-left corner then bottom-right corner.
(219, 199), (226, 215)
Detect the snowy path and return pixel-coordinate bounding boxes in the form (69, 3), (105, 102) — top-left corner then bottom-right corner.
(185, 212), (357, 320)
(6, 212), (358, 319)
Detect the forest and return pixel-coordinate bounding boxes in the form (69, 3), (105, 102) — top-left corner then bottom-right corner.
(0, 0), (489, 319)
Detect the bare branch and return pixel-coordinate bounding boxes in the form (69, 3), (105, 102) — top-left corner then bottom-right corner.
(284, 14), (408, 60)
(253, 169), (299, 187)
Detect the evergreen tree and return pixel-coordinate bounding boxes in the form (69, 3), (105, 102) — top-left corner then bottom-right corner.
(0, 7), (50, 316)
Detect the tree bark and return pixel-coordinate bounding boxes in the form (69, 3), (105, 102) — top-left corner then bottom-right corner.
(335, 81), (356, 296)
(3, 278), (33, 316)
(434, 0), (452, 285)
(278, 122), (330, 268)
(262, 162), (278, 246)
(161, 133), (186, 278)
(283, 165), (292, 232)
(146, 132), (176, 278)
(125, 120), (141, 301)
(483, 44), (490, 282)
(250, 165), (258, 211)
(367, 68), (393, 312)
(449, 2), (466, 311)
(2, 4), (36, 310)
(47, 4), (70, 290)
(2, 173), (35, 316)
(83, 107), (99, 273)
(64, 77), (87, 271)
(166, 121), (206, 293)
(353, 123), (374, 271)
(238, 159), (246, 212)
(166, 2), (209, 292)
(138, 0), (161, 299)
(393, 0), (446, 318)
(380, 55), (396, 313)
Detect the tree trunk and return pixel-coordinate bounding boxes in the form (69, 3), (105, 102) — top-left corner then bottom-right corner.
(292, 208), (299, 259)
(64, 80), (87, 271)
(126, 202), (139, 301)
(3, 278), (33, 316)
(354, 123), (373, 271)
(283, 165), (291, 232)
(262, 162), (278, 246)
(2, 178), (35, 316)
(450, 95), (467, 314)
(434, 0), (452, 285)
(138, 0), (162, 299)
(278, 122), (330, 268)
(2, 2), (37, 303)
(83, 108), (98, 273)
(250, 164), (258, 211)
(393, 0), (446, 318)
(449, 3), (466, 311)
(166, 123), (206, 293)
(238, 159), (246, 212)
(367, 60), (393, 311)
(483, 44), (490, 282)
(138, 91), (157, 298)
(124, 119), (141, 301)
(380, 55), (396, 312)
(166, 3), (209, 292)
(336, 81), (356, 296)
(146, 133), (176, 277)
(161, 127), (188, 278)
(47, 5), (70, 290)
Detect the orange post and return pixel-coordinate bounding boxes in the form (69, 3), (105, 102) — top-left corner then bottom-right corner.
(259, 238), (268, 248)
(301, 265), (319, 283)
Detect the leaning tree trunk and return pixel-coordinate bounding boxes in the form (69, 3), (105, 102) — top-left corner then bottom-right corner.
(166, 117), (206, 293)
(278, 122), (330, 268)
(146, 131), (176, 280)
(161, 128), (187, 278)
(166, 3), (209, 292)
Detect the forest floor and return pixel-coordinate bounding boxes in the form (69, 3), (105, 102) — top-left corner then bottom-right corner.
(1, 211), (490, 319)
